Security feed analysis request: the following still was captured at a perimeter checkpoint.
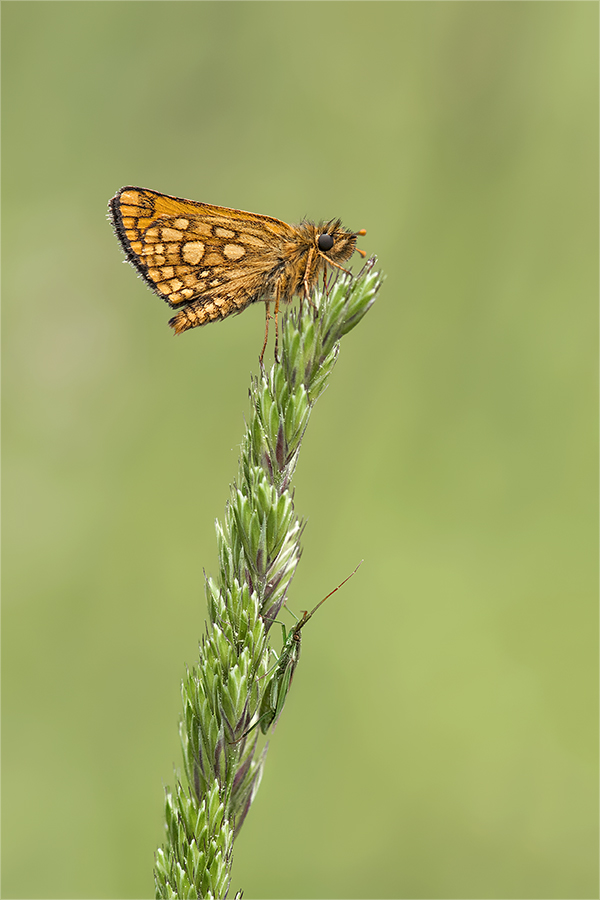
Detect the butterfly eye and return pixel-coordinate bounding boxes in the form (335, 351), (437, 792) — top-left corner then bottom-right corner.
(318, 233), (334, 252)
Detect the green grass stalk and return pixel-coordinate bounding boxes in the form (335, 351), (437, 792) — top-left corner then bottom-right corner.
(154, 260), (383, 899)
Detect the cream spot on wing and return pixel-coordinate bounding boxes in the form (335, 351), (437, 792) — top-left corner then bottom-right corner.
(145, 227), (160, 239)
(130, 241), (143, 252)
(181, 288), (195, 300)
(157, 283), (171, 295)
(160, 267), (175, 278)
(161, 227), (184, 241)
(238, 233), (266, 248)
(169, 279), (184, 292)
(210, 279), (220, 287)
(223, 243), (245, 260)
(174, 218), (189, 229)
(182, 241), (205, 264)
(215, 227), (235, 239)
(189, 222), (212, 237)
(204, 252), (222, 265)
(119, 191), (140, 205)
(148, 269), (160, 281)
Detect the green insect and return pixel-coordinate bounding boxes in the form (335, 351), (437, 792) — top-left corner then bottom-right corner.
(253, 562), (362, 736)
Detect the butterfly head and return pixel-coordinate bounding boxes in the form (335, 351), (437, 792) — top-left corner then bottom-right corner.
(315, 220), (367, 263)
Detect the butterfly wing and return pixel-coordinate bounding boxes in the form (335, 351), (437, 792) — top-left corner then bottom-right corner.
(109, 187), (294, 328)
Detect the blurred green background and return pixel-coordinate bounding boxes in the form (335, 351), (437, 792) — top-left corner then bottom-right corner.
(2, 2), (597, 898)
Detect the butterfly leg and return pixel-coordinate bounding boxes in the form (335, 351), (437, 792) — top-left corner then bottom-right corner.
(322, 263), (332, 298)
(260, 302), (271, 366)
(322, 258), (353, 279)
(302, 247), (318, 312)
(273, 284), (282, 363)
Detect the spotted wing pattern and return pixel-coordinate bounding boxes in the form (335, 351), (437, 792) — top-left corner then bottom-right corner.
(109, 187), (294, 329)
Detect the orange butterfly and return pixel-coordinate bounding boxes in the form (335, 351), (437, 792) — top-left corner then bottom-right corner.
(109, 187), (365, 360)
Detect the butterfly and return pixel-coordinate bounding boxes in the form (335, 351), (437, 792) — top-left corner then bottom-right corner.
(109, 187), (366, 360)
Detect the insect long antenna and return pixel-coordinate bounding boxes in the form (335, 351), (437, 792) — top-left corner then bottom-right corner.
(296, 560), (363, 633)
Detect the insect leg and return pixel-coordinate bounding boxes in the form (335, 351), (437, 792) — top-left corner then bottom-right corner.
(273, 283), (282, 363)
(260, 301), (271, 365)
(318, 255), (353, 279)
(302, 247), (317, 311)
(322, 263), (333, 299)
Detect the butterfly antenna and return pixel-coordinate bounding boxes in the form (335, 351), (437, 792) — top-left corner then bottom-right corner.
(355, 228), (367, 258)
